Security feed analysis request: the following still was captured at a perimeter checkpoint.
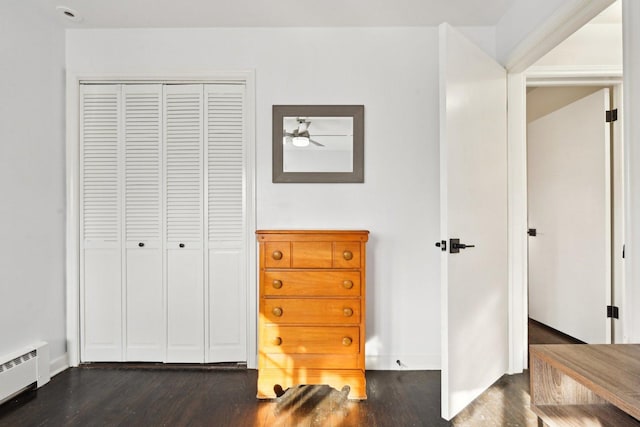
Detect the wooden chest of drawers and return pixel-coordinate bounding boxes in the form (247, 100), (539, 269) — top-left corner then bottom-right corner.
(256, 230), (369, 399)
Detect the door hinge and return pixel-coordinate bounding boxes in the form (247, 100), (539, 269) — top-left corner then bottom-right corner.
(606, 109), (618, 123)
(623, 244), (625, 259)
(528, 228), (537, 237)
(607, 305), (619, 319)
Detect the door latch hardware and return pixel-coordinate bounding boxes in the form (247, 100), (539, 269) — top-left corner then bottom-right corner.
(449, 238), (476, 254)
(435, 240), (447, 251)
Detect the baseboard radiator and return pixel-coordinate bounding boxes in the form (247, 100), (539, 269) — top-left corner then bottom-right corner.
(0, 342), (50, 404)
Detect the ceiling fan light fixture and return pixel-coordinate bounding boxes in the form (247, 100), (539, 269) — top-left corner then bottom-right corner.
(292, 136), (310, 147)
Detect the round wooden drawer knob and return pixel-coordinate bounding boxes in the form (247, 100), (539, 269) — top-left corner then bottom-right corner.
(272, 250), (283, 260)
(272, 279), (283, 289)
(343, 280), (354, 289)
(273, 337), (282, 346)
(343, 307), (354, 317)
(272, 307), (283, 317)
(343, 250), (353, 260)
(342, 337), (353, 346)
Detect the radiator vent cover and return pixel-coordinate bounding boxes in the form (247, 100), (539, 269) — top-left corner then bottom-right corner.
(0, 351), (37, 374)
(0, 343), (49, 403)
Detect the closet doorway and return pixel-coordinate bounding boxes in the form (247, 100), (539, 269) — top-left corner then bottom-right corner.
(68, 76), (256, 366)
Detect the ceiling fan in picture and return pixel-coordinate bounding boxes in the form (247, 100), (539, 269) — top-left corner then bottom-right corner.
(283, 118), (325, 147)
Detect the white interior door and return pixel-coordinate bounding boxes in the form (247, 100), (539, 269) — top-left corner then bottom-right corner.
(528, 88), (611, 344)
(439, 23), (508, 420)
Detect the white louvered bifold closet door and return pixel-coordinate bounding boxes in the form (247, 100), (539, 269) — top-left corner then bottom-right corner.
(81, 85), (123, 361)
(122, 85), (164, 361)
(205, 84), (247, 362)
(164, 85), (205, 362)
(80, 82), (249, 365)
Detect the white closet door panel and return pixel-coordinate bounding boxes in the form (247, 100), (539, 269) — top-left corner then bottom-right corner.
(123, 84), (164, 361)
(167, 250), (204, 362)
(83, 249), (122, 361)
(205, 84), (245, 243)
(164, 85), (204, 362)
(208, 249), (246, 362)
(80, 85), (122, 362)
(205, 84), (247, 362)
(125, 248), (163, 360)
(164, 85), (203, 245)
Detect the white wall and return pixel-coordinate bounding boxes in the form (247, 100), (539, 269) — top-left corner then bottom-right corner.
(66, 27), (450, 369)
(526, 86), (604, 122)
(533, 22), (622, 68)
(0, 2), (67, 363)
(496, 0), (574, 64)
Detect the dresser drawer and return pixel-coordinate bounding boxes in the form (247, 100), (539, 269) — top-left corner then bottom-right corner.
(261, 353), (360, 370)
(333, 241), (361, 268)
(264, 240), (362, 269)
(264, 242), (291, 268)
(292, 241), (333, 268)
(263, 271), (361, 296)
(263, 298), (360, 324)
(262, 326), (360, 354)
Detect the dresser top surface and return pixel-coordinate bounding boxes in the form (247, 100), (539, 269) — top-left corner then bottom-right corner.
(256, 230), (369, 241)
(256, 230), (369, 235)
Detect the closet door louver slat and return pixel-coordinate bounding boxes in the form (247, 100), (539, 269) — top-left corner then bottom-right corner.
(80, 85), (123, 361)
(82, 90), (121, 244)
(205, 84), (247, 363)
(207, 86), (245, 244)
(165, 88), (203, 243)
(124, 88), (162, 243)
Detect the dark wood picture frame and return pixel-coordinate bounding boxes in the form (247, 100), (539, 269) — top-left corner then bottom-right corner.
(272, 105), (364, 183)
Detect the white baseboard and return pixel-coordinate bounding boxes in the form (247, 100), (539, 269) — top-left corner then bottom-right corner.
(48, 352), (438, 372)
(50, 353), (69, 377)
(365, 353), (440, 370)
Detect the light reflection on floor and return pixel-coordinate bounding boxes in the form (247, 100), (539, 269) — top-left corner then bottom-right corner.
(452, 372), (538, 426)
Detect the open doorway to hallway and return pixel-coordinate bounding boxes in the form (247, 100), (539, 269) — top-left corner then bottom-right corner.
(524, 0), (623, 348)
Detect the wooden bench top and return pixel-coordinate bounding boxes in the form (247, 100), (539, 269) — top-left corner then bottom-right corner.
(530, 344), (640, 421)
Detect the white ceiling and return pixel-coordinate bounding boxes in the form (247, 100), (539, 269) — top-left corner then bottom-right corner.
(590, 0), (621, 24)
(37, 0), (517, 28)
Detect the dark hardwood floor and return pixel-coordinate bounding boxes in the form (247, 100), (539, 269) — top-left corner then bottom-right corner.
(528, 318), (584, 346)
(0, 368), (448, 427)
(0, 320), (578, 427)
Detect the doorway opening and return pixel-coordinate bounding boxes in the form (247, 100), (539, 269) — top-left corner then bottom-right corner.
(525, 82), (623, 347)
